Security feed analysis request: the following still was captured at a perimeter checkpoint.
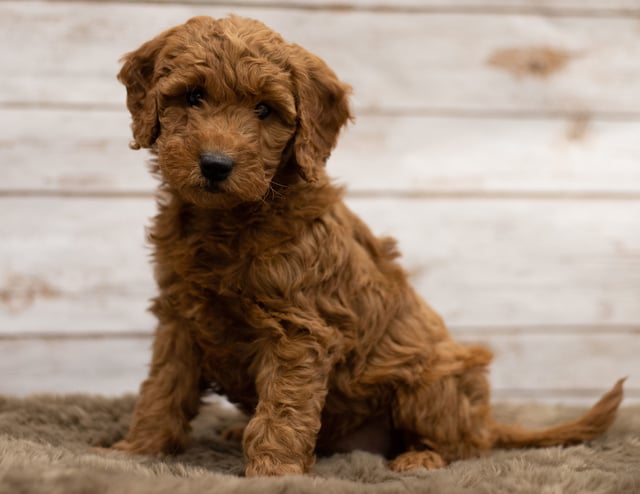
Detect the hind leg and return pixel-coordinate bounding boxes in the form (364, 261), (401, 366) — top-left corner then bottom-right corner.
(389, 364), (494, 472)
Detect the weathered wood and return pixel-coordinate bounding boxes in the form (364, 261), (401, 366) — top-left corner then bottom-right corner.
(2, 109), (150, 193)
(1, 0), (637, 407)
(21, 0), (640, 13)
(0, 198), (157, 334)
(0, 333), (636, 403)
(4, 108), (640, 195)
(1, 197), (639, 333)
(1, 2), (639, 113)
(0, 337), (150, 396)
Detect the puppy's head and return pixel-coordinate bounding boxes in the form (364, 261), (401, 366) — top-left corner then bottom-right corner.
(118, 16), (351, 209)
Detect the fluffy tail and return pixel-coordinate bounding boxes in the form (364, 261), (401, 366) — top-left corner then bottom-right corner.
(492, 378), (625, 449)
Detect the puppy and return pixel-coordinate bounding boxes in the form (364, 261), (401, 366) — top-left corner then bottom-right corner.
(113, 15), (624, 476)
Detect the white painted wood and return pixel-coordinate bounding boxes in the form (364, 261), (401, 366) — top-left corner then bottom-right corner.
(2, 109), (150, 192)
(0, 198), (157, 334)
(0, 337), (150, 396)
(306, 115), (640, 194)
(1, 3), (639, 113)
(89, 0), (639, 13)
(0, 333), (636, 404)
(357, 198), (640, 328)
(69, 0), (640, 12)
(1, 197), (638, 333)
(1, 0), (637, 405)
(4, 109), (640, 194)
(462, 331), (638, 392)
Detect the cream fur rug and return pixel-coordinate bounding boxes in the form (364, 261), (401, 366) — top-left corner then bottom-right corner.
(0, 394), (638, 494)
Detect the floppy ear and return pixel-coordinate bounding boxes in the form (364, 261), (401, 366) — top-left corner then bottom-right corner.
(117, 29), (173, 149)
(288, 45), (353, 182)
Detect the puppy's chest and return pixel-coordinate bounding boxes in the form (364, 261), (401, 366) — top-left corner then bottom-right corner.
(188, 304), (261, 407)
(201, 340), (259, 409)
(166, 221), (294, 292)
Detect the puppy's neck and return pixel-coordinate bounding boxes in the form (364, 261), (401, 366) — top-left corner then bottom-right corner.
(153, 174), (343, 243)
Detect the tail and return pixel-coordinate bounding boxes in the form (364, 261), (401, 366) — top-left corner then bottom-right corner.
(492, 378), (625, 449)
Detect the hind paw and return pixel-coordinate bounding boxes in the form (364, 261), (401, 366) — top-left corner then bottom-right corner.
(389, 450), (446, 472)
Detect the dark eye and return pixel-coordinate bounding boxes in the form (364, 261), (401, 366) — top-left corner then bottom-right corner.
(255, 103), (272, 120)
(187, 87), (205, 107)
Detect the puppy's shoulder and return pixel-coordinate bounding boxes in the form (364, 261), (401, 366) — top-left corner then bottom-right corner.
(331, 201), (400, 262)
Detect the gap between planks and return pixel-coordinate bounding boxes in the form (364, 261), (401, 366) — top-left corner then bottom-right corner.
(492, 388), (640, 401)
(4, 101), (640, 121)
(2, 332), (636, 400)
(6, 0), (639, 18)
(2, 325), (638, 340)
(3, 190), (640, 201)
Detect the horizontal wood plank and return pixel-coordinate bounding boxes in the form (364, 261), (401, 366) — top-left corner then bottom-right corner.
(4, 109), (640, 195)
(19, 0), (640, 14)
(1, 3), (639, 114)
(335, 115), (640, 195)
(0, 337), (150, 396)
(0, 198), (156, 334)
(1, 197), (639, 333)
(2, 109), (149, 193)
(0, 333), (636, 404)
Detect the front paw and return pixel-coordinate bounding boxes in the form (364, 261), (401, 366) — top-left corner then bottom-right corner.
(245, 456), (305, 477)
(109, 436), (183, 456)
(109, 439), (158, 455)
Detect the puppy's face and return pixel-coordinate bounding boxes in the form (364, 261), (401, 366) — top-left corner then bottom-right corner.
(119, 16), (351, 209)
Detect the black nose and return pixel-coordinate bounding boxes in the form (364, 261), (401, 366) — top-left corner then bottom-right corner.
(199, 152), (234, 182)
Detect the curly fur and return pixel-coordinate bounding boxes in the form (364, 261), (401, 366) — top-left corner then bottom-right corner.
(113, 15), (624, 477)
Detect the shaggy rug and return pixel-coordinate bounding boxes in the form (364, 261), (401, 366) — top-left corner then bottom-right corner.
(0, 394), (638, 494)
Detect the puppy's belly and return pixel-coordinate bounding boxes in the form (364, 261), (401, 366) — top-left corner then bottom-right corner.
(318, 415), (398, 458)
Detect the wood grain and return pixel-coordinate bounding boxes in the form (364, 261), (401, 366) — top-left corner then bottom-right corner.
(0, 336), (151, 396)
(1, 2), (639, 114)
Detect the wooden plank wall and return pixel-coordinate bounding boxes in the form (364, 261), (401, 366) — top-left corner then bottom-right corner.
(1, 0), (639, 404)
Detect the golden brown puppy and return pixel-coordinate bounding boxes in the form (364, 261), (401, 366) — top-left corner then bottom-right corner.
(114, 15), (624, 477)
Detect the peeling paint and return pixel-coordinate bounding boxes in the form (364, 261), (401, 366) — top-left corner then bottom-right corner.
(487, 46), (573, 78)
(566, 114), (591, 141)
(0, 274), (61, 313)
(56, 173), (113, 188)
